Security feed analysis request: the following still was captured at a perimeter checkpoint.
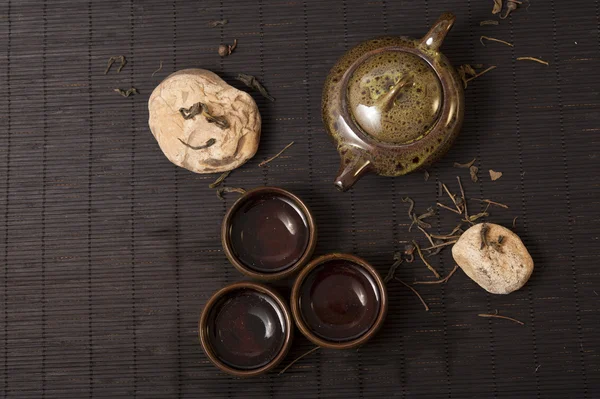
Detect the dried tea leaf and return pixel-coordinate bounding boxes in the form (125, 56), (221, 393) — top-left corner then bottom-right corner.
(151, 60), (163, 77)
(469, 212), (489, 222)
(480, 36), (514, 47)
(208, 170), (231, 189)
(480, 20), (499, 26)
(178, 137), (216, 150)
(517, 56), (549, 66)
(208, 19), (228, 27)
(259, 141), (295, 167)
(424, 170), (430, 181)
(492, 0), (503, 14)
(113, 87), (138, 97)
(236, 73), (275, 102)
(470, 165), (479, 182)
(489, 169), (503, 181)
(454, 158), (476, 169)
(216, 186), (246, 200)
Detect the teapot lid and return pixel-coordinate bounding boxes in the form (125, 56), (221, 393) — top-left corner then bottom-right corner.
(345, 50), (443, 145)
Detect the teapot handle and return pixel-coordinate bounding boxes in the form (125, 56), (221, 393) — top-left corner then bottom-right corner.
(334, 155), (372, 192)
(419, 12), (456, 52)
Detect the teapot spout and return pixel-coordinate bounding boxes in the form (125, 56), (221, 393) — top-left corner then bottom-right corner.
(334, 156), (372, 192)
(419, 12), (456, 51)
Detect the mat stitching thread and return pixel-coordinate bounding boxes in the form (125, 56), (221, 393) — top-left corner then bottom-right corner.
(508, 15), (540, 399)
(382, 2), (406, 396)
(258, 2), (274, 397)
(41, 1), (48, 396)
(341, 1), (363, 397)
(3, 0), (10, 395)
(130, 0), (138, 396)
(86, 2), (94, 396)
(302, 2), (319, 393)
(550, 1), (588, 396)
(172, 1), (183, 395)
(218, 3), (232, 398)
(466, 1), (497, 397)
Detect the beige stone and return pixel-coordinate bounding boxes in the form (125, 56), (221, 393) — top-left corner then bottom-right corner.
(452, 223), (533, 294)
(148, 69), (261, 174)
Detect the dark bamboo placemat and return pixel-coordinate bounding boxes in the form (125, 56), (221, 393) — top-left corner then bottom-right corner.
(0, 0), (599, 398)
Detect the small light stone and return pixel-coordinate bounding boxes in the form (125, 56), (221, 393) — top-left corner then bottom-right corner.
(148, 69), (261, 174)
(452, 223), (533, 294)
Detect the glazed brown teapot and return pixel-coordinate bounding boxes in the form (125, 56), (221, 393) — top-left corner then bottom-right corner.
(322, 12), (464, 191)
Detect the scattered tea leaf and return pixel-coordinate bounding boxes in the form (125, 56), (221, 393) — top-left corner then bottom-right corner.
(236, 73), (275, 102)
(424, 170), (430, 181)
(454, 158), (476, 169)
(456, 176), (469, 221)
(431, 224), (464, 240)
(478, 309), (525, 325)
(480, 35), (514, 47)
(413, 240), (440, 279)
(500, 0), (519, 19)
(417, 226), (435, 247)
(512, 216), (519, 228)
(259, 141), (295, 167)
(469, 212), (489, 222)
(465, 65), (497, 87)
(208, 170), (231, 189)
(208, 19), (228, 27)
(422, 240), (458, 251)
(480, 20), (499, 26)
(216, 186), (246, 200)
(401, 197), (415, 217)
(517, 56), (549, 66)
(105, 55), (126, 74)
(218, 39), (238, 57)
(480, 223), (490, 249)
(179, 102), (229, 129)
(384, 252), (403, 284)
(394, 277), (429, 311)
(498, 235), (505, 244)
(279, 346), (320, 375)
(492, 0), (503, 14)
(413, 265), (459, 285)
(152, 60), (163, 77)
(470, 198), (509, 209)
(489, 169), (503, 181)
(438, 181), (443, 197)
(178, 137), (216, 150)
(470, 165), (479, 182)
(113, 87), (138, 97)
(436, 202), (461, 214)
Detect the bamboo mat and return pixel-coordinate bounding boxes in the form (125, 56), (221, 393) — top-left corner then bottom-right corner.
(0, 0), (599, 398)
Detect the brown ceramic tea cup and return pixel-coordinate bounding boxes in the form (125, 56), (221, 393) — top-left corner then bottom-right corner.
(222, 187), (317, 281)
(290, 253), (388, 349)
(199, 281), (293, 377)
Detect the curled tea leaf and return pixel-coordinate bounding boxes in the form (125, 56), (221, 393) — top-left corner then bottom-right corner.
(208, 19), (228, 27)
(208, 170), (231, 188)
(454, 158), (476, 169)
(492, 0), (503, 15)
(216, 186), (246, 200)
(179, 102), (229, 129)
(236, 73), (275, 102)
(114, 87), (138, 97)
(470, 165), (479, 182)
(105, 55), (126, 74)
(218, 39), (238, 57)
(480, 20), (499, 26)
(178, 137), (216, 150)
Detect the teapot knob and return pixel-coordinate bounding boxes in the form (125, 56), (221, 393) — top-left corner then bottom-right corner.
(334, 154), (372, 192)
(419, 12), (456, 52)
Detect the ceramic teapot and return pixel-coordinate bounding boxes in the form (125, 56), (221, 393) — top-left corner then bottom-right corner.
(322, 12), (464, 191)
